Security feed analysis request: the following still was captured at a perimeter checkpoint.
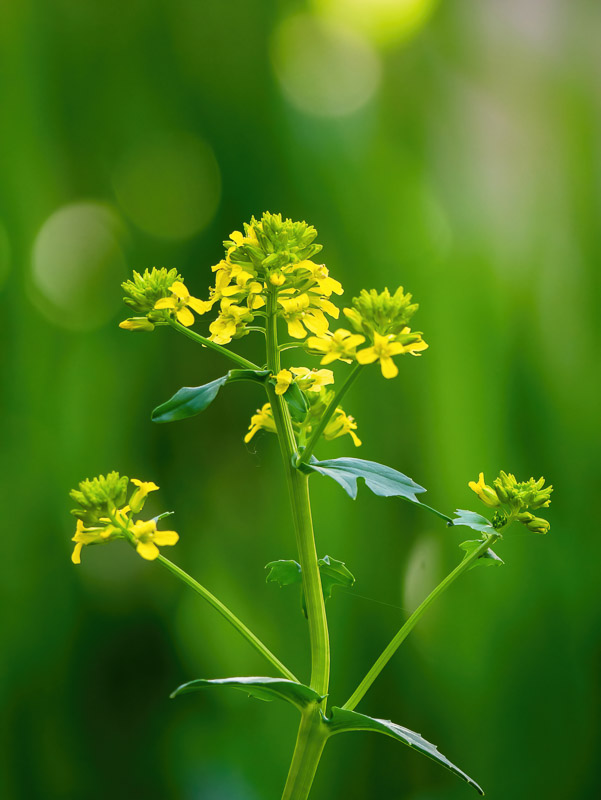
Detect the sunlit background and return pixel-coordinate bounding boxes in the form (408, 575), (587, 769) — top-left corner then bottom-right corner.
(1, 1), (600, 798)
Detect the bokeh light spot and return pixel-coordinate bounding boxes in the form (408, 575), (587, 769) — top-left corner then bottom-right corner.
(112, 132), (221, 240)
(313, 0), (437, 48)
(271, 14), (381, 118)
(31, 202), (128, 331)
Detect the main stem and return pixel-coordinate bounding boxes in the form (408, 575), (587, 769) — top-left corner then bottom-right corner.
(342, 533), (500, 711)
(265, 291), (330, 800)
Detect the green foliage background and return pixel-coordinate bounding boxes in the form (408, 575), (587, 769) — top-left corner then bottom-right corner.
(1, 1), (599, 798)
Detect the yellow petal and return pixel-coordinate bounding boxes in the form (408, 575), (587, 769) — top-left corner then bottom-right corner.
(356, 347), (377, 365)
(176, 307), (195, 327)
(170, 281), (189, 299)
(136, 541), (160, 560)
(153, 530), (179, 546)
(306, 336), (329, 353)
(154, 297), (177, 310)
(380, 356), (399, 379)
(288, 319), (307, 339)
(71, 542), (83, 564)
(188, 296), (211, 314)
(349, 430), (362, 447)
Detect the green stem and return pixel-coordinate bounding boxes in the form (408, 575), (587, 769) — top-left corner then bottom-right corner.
(265, 291), (330, 697)
(296, 364), (363, 465)
(280, 709), (329, 800)
(168, 319), (260, 370)
(156, 555), (298, 682)
(342, 533), (500, 711)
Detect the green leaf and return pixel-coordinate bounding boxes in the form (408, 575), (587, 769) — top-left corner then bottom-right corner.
(318, 555), (355, 600)
(265, 555), (355, 605)
(459, 539), (504, 569)
(303, 456), (426, 503)
(170, 676), (323, 710)
(324, 707), (484, 795)
(451, 509), (496, 534)
(152, 369), (269, 423)
(265, 559), (302, 586)
(282, 381), (308, 421)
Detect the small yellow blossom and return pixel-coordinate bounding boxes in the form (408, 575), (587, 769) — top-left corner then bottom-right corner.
(324, 408), (362, 447)
(278, 293), (329, 339)
(131, 519), (179, 561)
(356, 332), (426, 378)
(307, 328), (365, 365)
(209, 298), (253, 344)
(154, 281), (212, 327)
(275, 369), (294, 395)
(71, 519), (109, 564)
(129, 479), (160, 514)
(244, 403), (277, 443)
(290, 367), (334, 393)
(468, 473), (501, 507)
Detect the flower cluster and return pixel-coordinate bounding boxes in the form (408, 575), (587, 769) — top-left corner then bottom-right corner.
(469, 471), (553, 533)
(70, 472), (178, 563)
(244, 378), (361, 449)
(120, 268), (183, 331)
(308, 288), (428, 379)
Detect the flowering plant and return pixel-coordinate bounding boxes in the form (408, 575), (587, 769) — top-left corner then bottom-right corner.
(70, 212), (552, 799)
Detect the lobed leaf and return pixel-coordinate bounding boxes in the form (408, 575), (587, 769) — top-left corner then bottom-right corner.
(170, 676), (323, 711)
(459, 539), (504, 570)
(451, 509), (496, 535)
(265, 555), (355, 605)
(324, 707), (484, 795)
(152, 369), (269, 423)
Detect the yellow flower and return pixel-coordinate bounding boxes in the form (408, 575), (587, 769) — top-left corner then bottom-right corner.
(119, 317), (155, 332)
(131, 519), (179, 561)
(324, 408), (362, 447)
(278, 293), (329, 339)
(468, 473), (501, 507)
(71, 519), (110, 564)
(129, 479), (159, 514)
(307, 328), (365, 365)
(154, 281), (212, 327)
(275, 369), (294, 395)
(356, 331), (426, 378)
(220, 270), (266, 310)
(290, 367), (334, 393)
(244, 403), (277, 443)
(209, 298), (252, 344)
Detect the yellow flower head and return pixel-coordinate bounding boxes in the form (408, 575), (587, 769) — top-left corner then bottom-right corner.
(209, 298), (254, 344)
(469, 471), (553, 534)
(307, 328), (365, 365)
(356, 331), (428, 378)
(244, 403), (277, 443)
(129, 479), (160, 514)
(324, 408), (362, 447)
(131, 519), (179, 561)
(154, 281), (212, 327)
(290, 367), (334, 393)
(278, 293), (330, 339)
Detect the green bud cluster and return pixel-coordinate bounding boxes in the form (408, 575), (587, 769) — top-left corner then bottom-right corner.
(122, 268), (182, 317)
(225, 212), (322, 275)
(343, 287), (420, 338)
(470, 471), (553, 534)
(70, 471), (129, 525)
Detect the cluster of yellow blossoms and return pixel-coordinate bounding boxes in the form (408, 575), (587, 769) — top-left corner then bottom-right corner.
(245, 370), (361, 448)
(469, 471), (553, 533)
(70, 472), (178, 563)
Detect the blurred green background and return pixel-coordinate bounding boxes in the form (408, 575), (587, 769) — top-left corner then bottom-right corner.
(1, 1), (600, 798)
